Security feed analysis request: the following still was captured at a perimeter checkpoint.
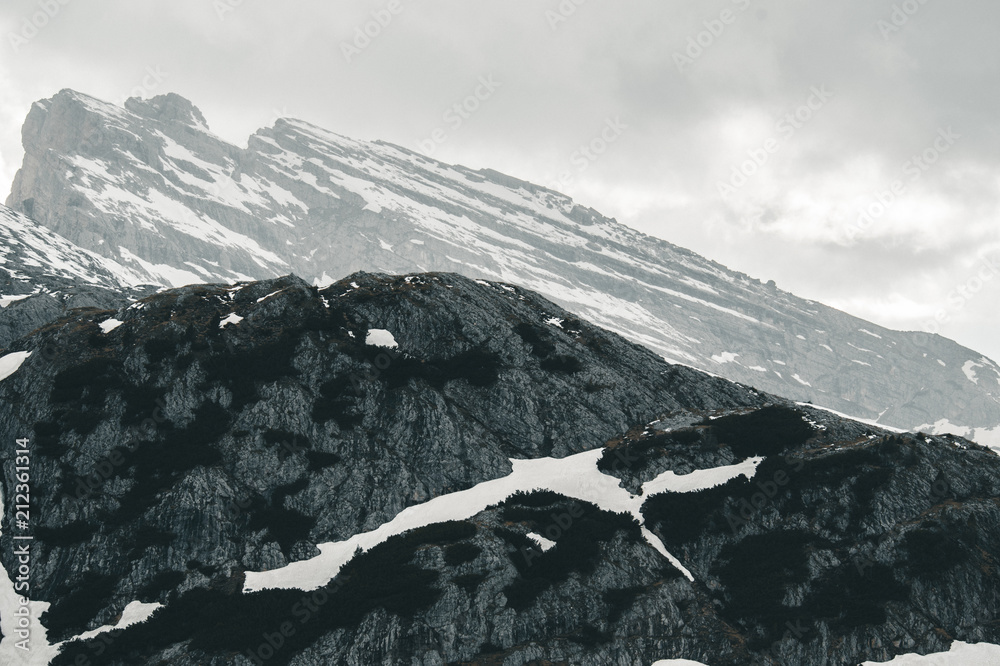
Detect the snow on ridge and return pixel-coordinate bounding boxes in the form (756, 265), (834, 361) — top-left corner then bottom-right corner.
(916, 419), (1000, 453)
(796, 402), (907, 434)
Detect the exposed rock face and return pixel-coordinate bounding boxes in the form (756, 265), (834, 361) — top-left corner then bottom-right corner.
(0, 273), (997, 665)
(7, 89), (1000, 437)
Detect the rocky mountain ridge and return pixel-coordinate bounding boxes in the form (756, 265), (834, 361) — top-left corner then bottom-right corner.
(6, 89), (1000, 441)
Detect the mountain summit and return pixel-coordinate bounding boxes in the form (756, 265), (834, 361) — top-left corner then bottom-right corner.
(5, 88), (1000, 442)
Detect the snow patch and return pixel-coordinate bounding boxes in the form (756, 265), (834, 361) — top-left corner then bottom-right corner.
(313, 272), (336, 289)
(641, 457), (761, 496)
(256, 290), (284, 303)
(0, 351), (31, 383)
(860, 641), (1000, 665)
(962, 360), (981, 385)
(0, 485), (57, 664)
(859, 328), (883, 339)
(545, 317), (564, 328)
(0, 485), (162, 664)
(0, 294), (31, 308)
(219, 313), (244, 328)
(710, 352), (739, 364)
(99, 318), (124, 333)
(70, 600), (162, 644)
(526, 532), (556, 552)
(791, 374), (812, 387)
(366, 329), (398, 348)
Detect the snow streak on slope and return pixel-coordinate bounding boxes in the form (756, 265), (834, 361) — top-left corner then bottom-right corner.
(244, 447), (762, 593)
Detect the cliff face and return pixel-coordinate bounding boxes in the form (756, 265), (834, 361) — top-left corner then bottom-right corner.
(7, 89), (1000, 438)
(0, 272), (998, 665)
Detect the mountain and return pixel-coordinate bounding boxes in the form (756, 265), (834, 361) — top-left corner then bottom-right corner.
(6, 89), (1000, 444)
(1, 272), (998, 665)
(0, 204), (154, 348)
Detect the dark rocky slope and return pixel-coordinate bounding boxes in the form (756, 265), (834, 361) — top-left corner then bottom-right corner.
(0, 273), (997, 665)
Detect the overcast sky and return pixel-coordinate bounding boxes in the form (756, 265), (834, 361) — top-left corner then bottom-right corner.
(1, 0), (997, 361)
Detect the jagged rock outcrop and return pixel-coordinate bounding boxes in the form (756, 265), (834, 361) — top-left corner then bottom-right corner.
(6, 89), (1000, 438)
(0, 273), (997, 665)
